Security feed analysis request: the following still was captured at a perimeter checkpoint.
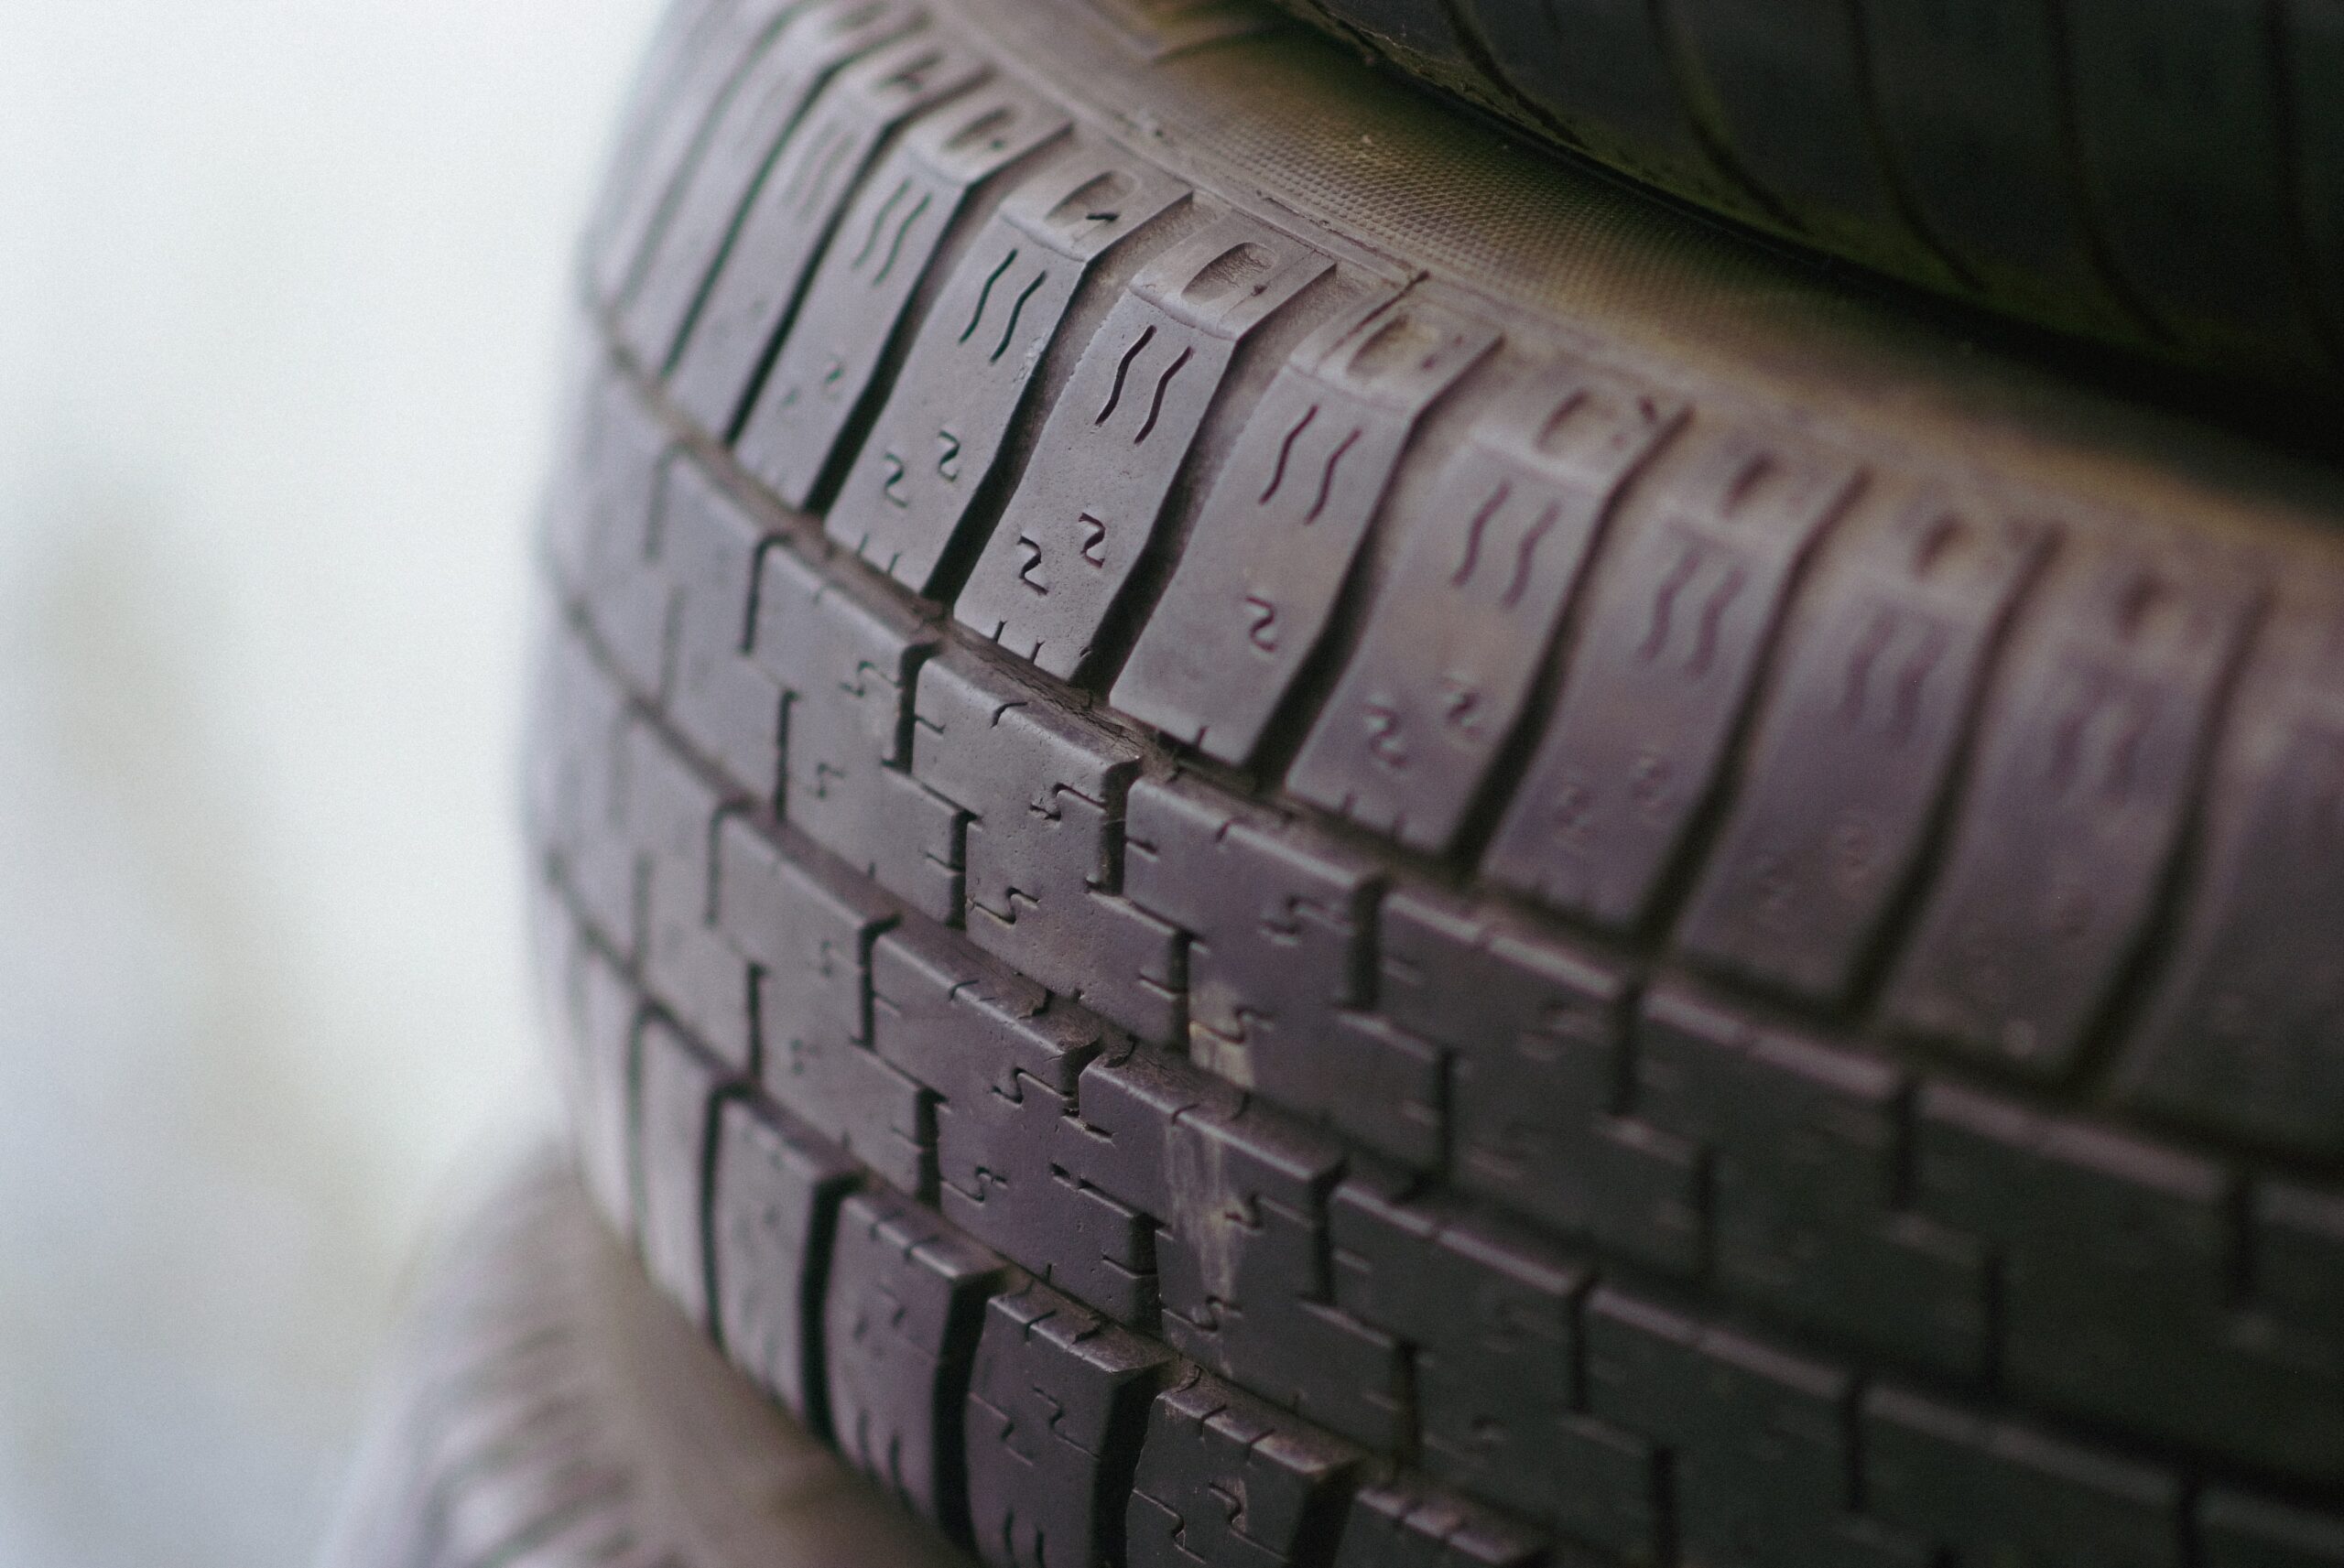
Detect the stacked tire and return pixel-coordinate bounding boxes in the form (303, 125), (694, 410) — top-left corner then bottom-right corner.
(343, 0), (2344, 1564)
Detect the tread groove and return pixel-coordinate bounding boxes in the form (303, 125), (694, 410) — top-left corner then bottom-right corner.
(517, 5), (2344, 1565)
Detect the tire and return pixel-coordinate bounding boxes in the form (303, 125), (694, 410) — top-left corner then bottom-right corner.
(529, 0), (2344, 1564)
(1266, 0), (2344, 384)
(321, 1152), (971, 1568)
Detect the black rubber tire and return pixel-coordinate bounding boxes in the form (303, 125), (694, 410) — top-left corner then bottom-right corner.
(1266, 0), (2344, 384)
(529, 2), (2344, 1566)
(322, 1152), (971, 1568)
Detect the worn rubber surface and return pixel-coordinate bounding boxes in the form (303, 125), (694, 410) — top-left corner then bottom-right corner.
(529, 0), (2344, 1564)
(321, 1154), (970, 1568)
(1269, 0), (2344, 383)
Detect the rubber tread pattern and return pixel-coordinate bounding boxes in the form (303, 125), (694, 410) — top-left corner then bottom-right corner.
(731, 80), (1071, 509)
(529, 3), (2344, 1566)
(827, 146), (1193, 595)
(710, 1091), (861, 1425)
(966, 1281), (1173, 1568)
(1266, 0), (2344, 380)
(1110, 293), (1499, 763)
(1286, 362), (1683, 855)
(325, 1155), (972, 1568)
(953, 214), (1340, 681)
(533, 595), (2344, 1565)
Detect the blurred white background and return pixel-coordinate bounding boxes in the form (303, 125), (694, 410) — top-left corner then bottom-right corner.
(0, 3), (661, 1563)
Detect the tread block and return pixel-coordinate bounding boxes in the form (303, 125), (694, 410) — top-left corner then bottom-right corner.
(1127, 1374), (1362, 1568)
(873, 926), (1155, 1318)
(966, 1280), (1175, 1568)
(953, 211), (1335, 678)
(1374, 891), (1702, 1274)
(589, 0), (803, 304)
(1053, 1047), (1405, 1447)
(1532, 1412), (1665, 1565)
(595, 469), (682, 703)
(1056, 1045), (1244, 1231)
(735, 81), (1072, 508)
(1003, 1164), (1160, 1331)
(1860, 1383), (2183, 1568)
(628, 715), (721, 908)
(1884, 544), (2260, 1078)
(826, 1188), (1010, 1533)
(555, 371), (677, 698)
(568, 712), (644, 965)
(1374, 888), (1622, 1179)
(2199, 1492), (2344, 1568)
(1307, 1013), (1447, 1175)
(532, 624), (633, 930)
(1287, 357), (1681, 852)
(1577, 1116), (1709, 1280)
(1329, 1176), (1601, 1531)
(1153, 1101), (1399, 1449)
(710, 1093), (861, 1424)
(1123, 778), (1386, 1142)
(716, 816), (932, 1194)
(622, 0), (927, 367)
(667, 29), (990, 437)
(1709, 1142), (1991, 1383)
(1675, 492), (2050, 1000)
(1112, 289), (1499, 763)
(1332, 1479), (1548, 1568)
(630, 725), (754, 1065)
(658, 459), (785, 798)
(1914, 1083), (2344, 1483)
(570, 946), (644, 1236)
(1636, 984), (1990, 1378)
(581, 0), (745, 272)
(2115, 611), (2344, 1157)
(1641, 979), (1894, 1199)
(830, 142), (1191, 593)
(2253, 1181), (2344, 1347)
(1481, 427), (1859, 930)
(542, 362), (671, 608)
(753, 545), (965, 920)
(913, 655), (1183, 1042)
(1583, 1287), (1921, 1568)
(635, 1020), (732, 1327)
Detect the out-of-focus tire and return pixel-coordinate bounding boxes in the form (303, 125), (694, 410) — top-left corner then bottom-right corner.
(1269, 0), (2344, 383)
(321, 1152), (971, 1568)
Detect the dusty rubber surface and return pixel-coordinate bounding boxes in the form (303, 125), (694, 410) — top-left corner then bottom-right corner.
(322, 1153), (971, 1568)
(528, 0), (2344, 1565)
(1271, 0), (2344, 383)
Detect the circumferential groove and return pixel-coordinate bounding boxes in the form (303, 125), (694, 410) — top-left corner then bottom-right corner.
(528, 3), (2344, 1565)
